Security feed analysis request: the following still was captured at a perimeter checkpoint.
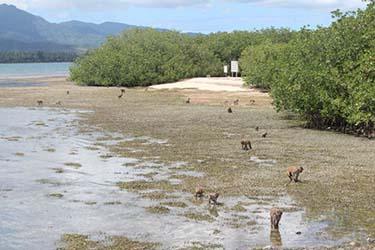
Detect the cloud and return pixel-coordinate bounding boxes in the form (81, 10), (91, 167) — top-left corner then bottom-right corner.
(0, 0), (211, 11)
(0, 0), (366, 10)
(229, 0), (366, 9)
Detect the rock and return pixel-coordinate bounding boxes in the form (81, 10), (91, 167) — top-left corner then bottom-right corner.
(296, 231), (302, 235)
(349, 241), (359, 247)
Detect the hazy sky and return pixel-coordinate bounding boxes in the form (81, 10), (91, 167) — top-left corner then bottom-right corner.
(1, 0), (368, 33)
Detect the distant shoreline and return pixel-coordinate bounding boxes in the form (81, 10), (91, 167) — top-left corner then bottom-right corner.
(0, 75), (68, 81)
(0, 61), (74, 65)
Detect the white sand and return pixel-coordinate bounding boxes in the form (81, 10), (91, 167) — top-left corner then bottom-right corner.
(150, 77), (249, 92)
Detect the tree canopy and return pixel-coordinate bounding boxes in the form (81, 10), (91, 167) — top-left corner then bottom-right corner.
(240, 1), (375, 134)
(70, 28), (295, 86)
(70, 29), (222, 87)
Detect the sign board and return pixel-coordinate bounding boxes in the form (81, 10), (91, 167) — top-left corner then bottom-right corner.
(231, 61), (239, 73)
(224, 65), (228, 74)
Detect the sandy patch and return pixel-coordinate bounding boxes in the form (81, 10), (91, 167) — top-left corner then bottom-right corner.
(151, 77), (250, 92)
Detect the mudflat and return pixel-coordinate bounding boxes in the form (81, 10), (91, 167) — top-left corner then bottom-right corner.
(0, 76), (374, 249)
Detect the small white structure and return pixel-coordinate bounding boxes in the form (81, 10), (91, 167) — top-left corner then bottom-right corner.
(224, 65), (228, 76)
(231, 60), (239, 77)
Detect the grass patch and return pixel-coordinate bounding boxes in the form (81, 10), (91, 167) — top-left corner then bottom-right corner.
(52, 168), (65, 174)
(213, 229), (221, 235)
(1, 136), (21, 141)
(36, 179), (66, 186)
(0, 188), (13, 192)
(34, 121), (47, 126)
(103, 201), (122, 205)
(146, 205), (170, 214)
(117, 180), (177, 192)
(232, 204), (247, 212)
(140, 191), (178, 200)
(183, 212), (214, 223)
(14, 152), (24, 157)
(138, 172), (158, 179)
(160, 201), (188, 208)
(100, 153), (114, 159)
(64, 162), (82, 169)
(84, 201), (97, 206)
(48, 193), (64, 198)
(59, 234), (160, 250)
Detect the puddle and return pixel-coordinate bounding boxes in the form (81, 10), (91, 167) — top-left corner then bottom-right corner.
(0, 108), (351, 249)
(250, 156), (277, 167)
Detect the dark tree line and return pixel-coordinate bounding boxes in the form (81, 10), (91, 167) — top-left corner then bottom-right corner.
(0, 51), (78, 63)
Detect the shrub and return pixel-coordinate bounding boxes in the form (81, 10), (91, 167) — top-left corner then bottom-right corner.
(257, 2), (375, 135)
(70, 29), (222, 87)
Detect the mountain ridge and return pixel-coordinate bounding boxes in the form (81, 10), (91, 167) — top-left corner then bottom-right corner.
(0, 4), (144, 52)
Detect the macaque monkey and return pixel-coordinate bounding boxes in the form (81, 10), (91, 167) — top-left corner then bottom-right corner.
(241, 140), (252, 150)
(250, 99), (256, 105)
(37, 100), (43, 106)
(228, 107), (233, 113)
(262, 132), (268, 138)
(255, 126), (259, 131)
(234, 99), (239, 105)
(209, 192), (219, 205)
(270, 207), (283, 230)
(287, 166), (304, 184)
(66, 90), (70, 95)
(195, 185), (204, 198)
(186, 98), (191, 104)
(118, 89), (126, 99)
(367, 130), (374, 139)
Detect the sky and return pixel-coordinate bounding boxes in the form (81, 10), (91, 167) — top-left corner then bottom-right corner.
(0, 0), (368, 33)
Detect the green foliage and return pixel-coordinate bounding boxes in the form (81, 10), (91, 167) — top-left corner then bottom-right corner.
(70, 29), (222, 87)
(197, 28), (295, 63)
(240, 1), (375, 134)
(70, 28), (295, 86)
(240, 42), (287, 89)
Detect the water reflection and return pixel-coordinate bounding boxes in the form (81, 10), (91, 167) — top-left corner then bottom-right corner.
(208, 206), (219, 217)
(270, 229), (283, 248)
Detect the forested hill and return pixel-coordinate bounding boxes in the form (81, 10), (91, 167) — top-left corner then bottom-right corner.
(0, 4), (142, 52)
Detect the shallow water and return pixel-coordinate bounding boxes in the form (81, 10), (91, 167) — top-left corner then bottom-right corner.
(0, 108), (349, 249)
(250, 156), (277, 167)
(0, 80), (47, 88)
(0, 62), (71, 78)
